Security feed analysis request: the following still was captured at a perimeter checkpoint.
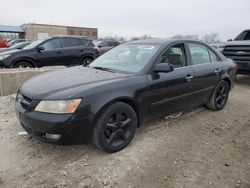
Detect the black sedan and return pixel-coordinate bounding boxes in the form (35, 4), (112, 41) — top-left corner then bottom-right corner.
(15, 39), (237, 152)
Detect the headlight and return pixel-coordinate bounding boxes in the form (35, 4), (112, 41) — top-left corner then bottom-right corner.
(0, 54), (11, 60)
(35, 99), (81, 114)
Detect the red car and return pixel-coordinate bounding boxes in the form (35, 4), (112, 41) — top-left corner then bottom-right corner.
(0, 40), (8, 48)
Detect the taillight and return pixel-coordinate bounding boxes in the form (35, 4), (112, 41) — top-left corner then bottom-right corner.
(94, 46), (100, 54)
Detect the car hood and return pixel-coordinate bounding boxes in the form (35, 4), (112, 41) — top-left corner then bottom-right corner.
(0, 49), (21, 55)
(20, 66), (130, 99)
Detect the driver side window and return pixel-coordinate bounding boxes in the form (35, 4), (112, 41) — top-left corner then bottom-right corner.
(40, 39), (61, 51)
(159, 44), (185, 68)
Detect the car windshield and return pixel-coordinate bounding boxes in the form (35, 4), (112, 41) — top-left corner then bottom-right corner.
(23, 40), (42, 49)
(90, 43), (161, 73)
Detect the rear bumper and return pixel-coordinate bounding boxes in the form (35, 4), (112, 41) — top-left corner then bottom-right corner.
(235, 61), (250, 74)
(15, 102), (94, 144)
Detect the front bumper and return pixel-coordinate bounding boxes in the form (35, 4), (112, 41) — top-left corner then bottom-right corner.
(15, 100), (94, 144)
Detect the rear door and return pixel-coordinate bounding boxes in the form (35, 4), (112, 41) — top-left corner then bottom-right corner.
(186, 42), (223, 105)
(35, 38), (63, 67)
(61, 38), (88, 66)
(146, 43), (195, 119)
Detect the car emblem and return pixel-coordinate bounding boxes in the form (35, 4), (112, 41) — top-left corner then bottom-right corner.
(17, 95), (23, 103)
(235, 51), (246, 56)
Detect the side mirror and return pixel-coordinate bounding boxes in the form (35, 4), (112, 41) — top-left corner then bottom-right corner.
(98, 44), (103, 48)
(154, 63), (174, 73)
(227, 39), (233, 42)
(38, 46), (45, 52)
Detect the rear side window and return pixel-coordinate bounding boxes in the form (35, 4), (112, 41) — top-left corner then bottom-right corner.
(62, 38), (84, 47)
(88, 41), (95, 47)
(188, 43), (210, 65)
(209, 49), (220, 62)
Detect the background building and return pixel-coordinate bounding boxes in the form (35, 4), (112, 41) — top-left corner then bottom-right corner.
(22, 23), (98, 40)
(0, 23), (98, 40)
(0, 25), (25, 40)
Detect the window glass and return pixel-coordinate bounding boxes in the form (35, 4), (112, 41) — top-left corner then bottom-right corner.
(209, 49), (219, 62)
(108, 42), (116, 46)
(159, 44), (185, 68)
(101, 41), (108, 47)
(40, 39), (61, 50)
(188, 43), (210, 65)
(235, 31), (247, 41)
(244, 32), (250, 40)
(63, 38), (83, 47)
(90, 44), (161, 73)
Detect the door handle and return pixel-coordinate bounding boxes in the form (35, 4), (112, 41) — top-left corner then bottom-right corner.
(185, 75), (194, 81)
(214, 69), (221, 75)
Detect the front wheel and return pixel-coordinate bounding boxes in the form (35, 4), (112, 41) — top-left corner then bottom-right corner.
(80, 57), (93, 66)
(206, 80), (230, 111)
(93, 102), (137, 153)
(13, 61), (33, 68)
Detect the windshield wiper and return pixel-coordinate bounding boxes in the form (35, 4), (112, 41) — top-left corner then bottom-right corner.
(92, 66), (116, 73)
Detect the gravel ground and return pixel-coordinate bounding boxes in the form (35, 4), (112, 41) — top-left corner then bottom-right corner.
(0, 75), (250, 188)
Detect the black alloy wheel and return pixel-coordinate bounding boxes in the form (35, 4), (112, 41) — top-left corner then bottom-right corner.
(207, 80), (230, 110)
(93, 102), (137, 153)
(81, 57), (93, 66)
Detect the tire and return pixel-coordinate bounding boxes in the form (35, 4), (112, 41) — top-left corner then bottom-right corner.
(80, 57), (93, 66)
(93, 102), (137, 153)
(206, 80), (230, 111)
(13, 61), (33, 68)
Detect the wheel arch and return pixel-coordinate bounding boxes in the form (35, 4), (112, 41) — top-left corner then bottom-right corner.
(94, 97), (141, 127)
(12, 57), (37, 68)
(80, 54), (95, 61)
(222, 76), (232, 90)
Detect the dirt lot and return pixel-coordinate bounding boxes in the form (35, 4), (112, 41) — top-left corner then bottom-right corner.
(0, 75), (250, 188)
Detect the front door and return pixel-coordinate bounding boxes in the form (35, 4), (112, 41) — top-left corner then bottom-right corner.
(146, 43), (195, 119)
(36, 38), (63, 67)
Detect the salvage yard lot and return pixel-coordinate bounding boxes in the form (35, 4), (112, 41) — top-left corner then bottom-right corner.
(0, 76), (250, 188)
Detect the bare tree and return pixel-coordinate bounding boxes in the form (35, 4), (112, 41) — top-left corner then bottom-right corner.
(130, 34), (153, 41)
(171, 34), (199, 40)
(202, 33), (221, 43)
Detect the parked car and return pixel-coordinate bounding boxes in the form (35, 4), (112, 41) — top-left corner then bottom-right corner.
(0, 41), (31, 53)
(93, 39), (120, 55)
(7, 39), (30, 47)
(227, 29), (250, 42)
(0, 39), (8, 48)
(15, 39), (236, 152)
(221, 30), (250, 74)
(0, 36), (99, 68)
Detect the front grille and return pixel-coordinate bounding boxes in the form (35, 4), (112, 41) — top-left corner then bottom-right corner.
(17, 93), (33, 110)
(223, 45), (250, 62)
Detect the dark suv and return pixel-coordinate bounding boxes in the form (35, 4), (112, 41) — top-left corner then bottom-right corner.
(222, 30), (250, 74)
(0, 36), (99, 68)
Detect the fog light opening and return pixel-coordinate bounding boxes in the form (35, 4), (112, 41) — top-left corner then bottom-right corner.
(45, 133), (61, 140)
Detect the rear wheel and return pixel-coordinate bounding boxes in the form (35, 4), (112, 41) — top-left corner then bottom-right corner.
(206, 80), (230, 111)
(80, 57), (93, 66)
(93, 102), (137, 153)
(13, 61), (33, 68)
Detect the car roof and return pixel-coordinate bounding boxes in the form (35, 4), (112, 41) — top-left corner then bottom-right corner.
(51, 35), (90, 40)
(125, 39), (202, 45)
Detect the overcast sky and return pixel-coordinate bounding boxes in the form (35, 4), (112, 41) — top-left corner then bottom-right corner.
(1, 0), (250, 41)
